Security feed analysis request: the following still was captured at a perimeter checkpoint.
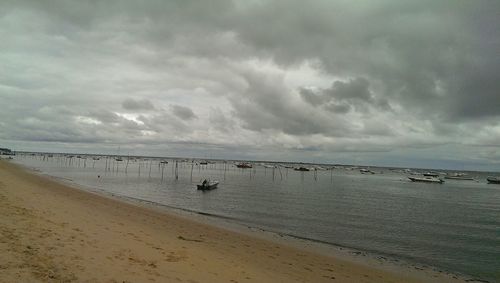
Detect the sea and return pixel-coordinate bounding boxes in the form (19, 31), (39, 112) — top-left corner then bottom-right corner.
(12, 154), (500, 282)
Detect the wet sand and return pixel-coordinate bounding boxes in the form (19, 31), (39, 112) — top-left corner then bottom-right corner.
(0, 160), (469, 282)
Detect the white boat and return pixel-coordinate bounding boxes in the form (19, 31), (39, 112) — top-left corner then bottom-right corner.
(313, 166), (327, 171)
(197, 179), (219, 190)
(408, 176), (444, 184)
(444, 173), (473, 180)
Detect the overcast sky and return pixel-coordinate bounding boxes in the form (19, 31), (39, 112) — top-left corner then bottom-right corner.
(1, 0), (499, 170)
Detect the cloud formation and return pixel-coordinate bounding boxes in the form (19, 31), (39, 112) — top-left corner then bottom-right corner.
(0, 0), (499, 169)
(122, 98), (155, 111)
(171, 105), (197, 121)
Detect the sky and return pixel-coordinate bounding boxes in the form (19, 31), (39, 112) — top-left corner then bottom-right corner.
(1, 0), (499, 171)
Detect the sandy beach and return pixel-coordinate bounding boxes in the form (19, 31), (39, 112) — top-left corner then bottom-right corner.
(0, 160), (470, 283)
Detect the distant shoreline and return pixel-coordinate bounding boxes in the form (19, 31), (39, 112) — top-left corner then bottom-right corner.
(8, 151), (500, 174)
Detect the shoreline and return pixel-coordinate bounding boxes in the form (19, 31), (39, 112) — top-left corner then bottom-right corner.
(0, 160), (479, 282)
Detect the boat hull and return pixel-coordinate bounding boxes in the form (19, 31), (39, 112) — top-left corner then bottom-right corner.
(423, 173), (439, 177)
(197, 182), (219, 190)
(408, 177), (444, 184)
(444, 176), (474, 180)
(487, 178), (500, 184)
(236, 163), (252, 168)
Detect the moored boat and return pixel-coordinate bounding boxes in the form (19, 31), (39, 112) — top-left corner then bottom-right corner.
(408, 176), (444, 184)
(445, 176), (474, 180)
(486, 177), (500, 184)
(294, 166), (310, 172)
(360, 168), (375, 174)
(444, 173), (474, 180)
(236, 163), (252, 168)
(197, 179), (219, 190)
(313, 166), (327, 171)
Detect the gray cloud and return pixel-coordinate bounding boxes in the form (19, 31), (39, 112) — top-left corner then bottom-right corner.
(88, 110), (120, 124)
(328, 78), (372, 101)
(171, 105), (197, 121)
(228, 68), (352, 137)
(208, 108), (235, 133)
(229, 0), (500, 122)
(122, 98), (155, 111)
(300, 77), (391, 115)
(299, 88), (324, 106)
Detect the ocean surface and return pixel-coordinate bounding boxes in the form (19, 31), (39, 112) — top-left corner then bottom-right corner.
(12, 154), (500, 282)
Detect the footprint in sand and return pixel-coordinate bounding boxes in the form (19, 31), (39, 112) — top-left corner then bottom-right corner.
(165, 251), (187, 262)
(177, 235), (203, 243)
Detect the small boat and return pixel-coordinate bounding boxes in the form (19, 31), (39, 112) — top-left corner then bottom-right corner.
(423, 172), (439, 177)
(408, 176), (444, 184)
(199, 161), (208, 165)
(236, 163), (252, 168)
(360, 168), (375, 174)
(294, 167), (310, 172)
(115, 157), (123, 162)
(314, 166), (327, 171)
(486, 177), (500, 184)
(197, 179), (219, 190)
(444, 173), (473, 180)
(159, 160), (168, 164)
(445, 176), (474, 180)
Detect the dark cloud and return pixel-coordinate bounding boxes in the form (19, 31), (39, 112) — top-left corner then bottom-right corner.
(327, 78), (372, 101)
(171, 105), (197, 121)
(228, 69), (352, 137)
(122, 98), (155, 111)
(229, 0), (500, 122)
(300, 77), (391, 114)
(208, 108), (234, 133)
(88, 110), (120, 124)
(299, 88), (324, 106)
(324, 103), (351, 114)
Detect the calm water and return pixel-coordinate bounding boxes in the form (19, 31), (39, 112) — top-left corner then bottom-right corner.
(13, 154), (500, 282)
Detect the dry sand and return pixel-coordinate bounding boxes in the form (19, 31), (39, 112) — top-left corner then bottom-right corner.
(0, 160), (470, 282)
